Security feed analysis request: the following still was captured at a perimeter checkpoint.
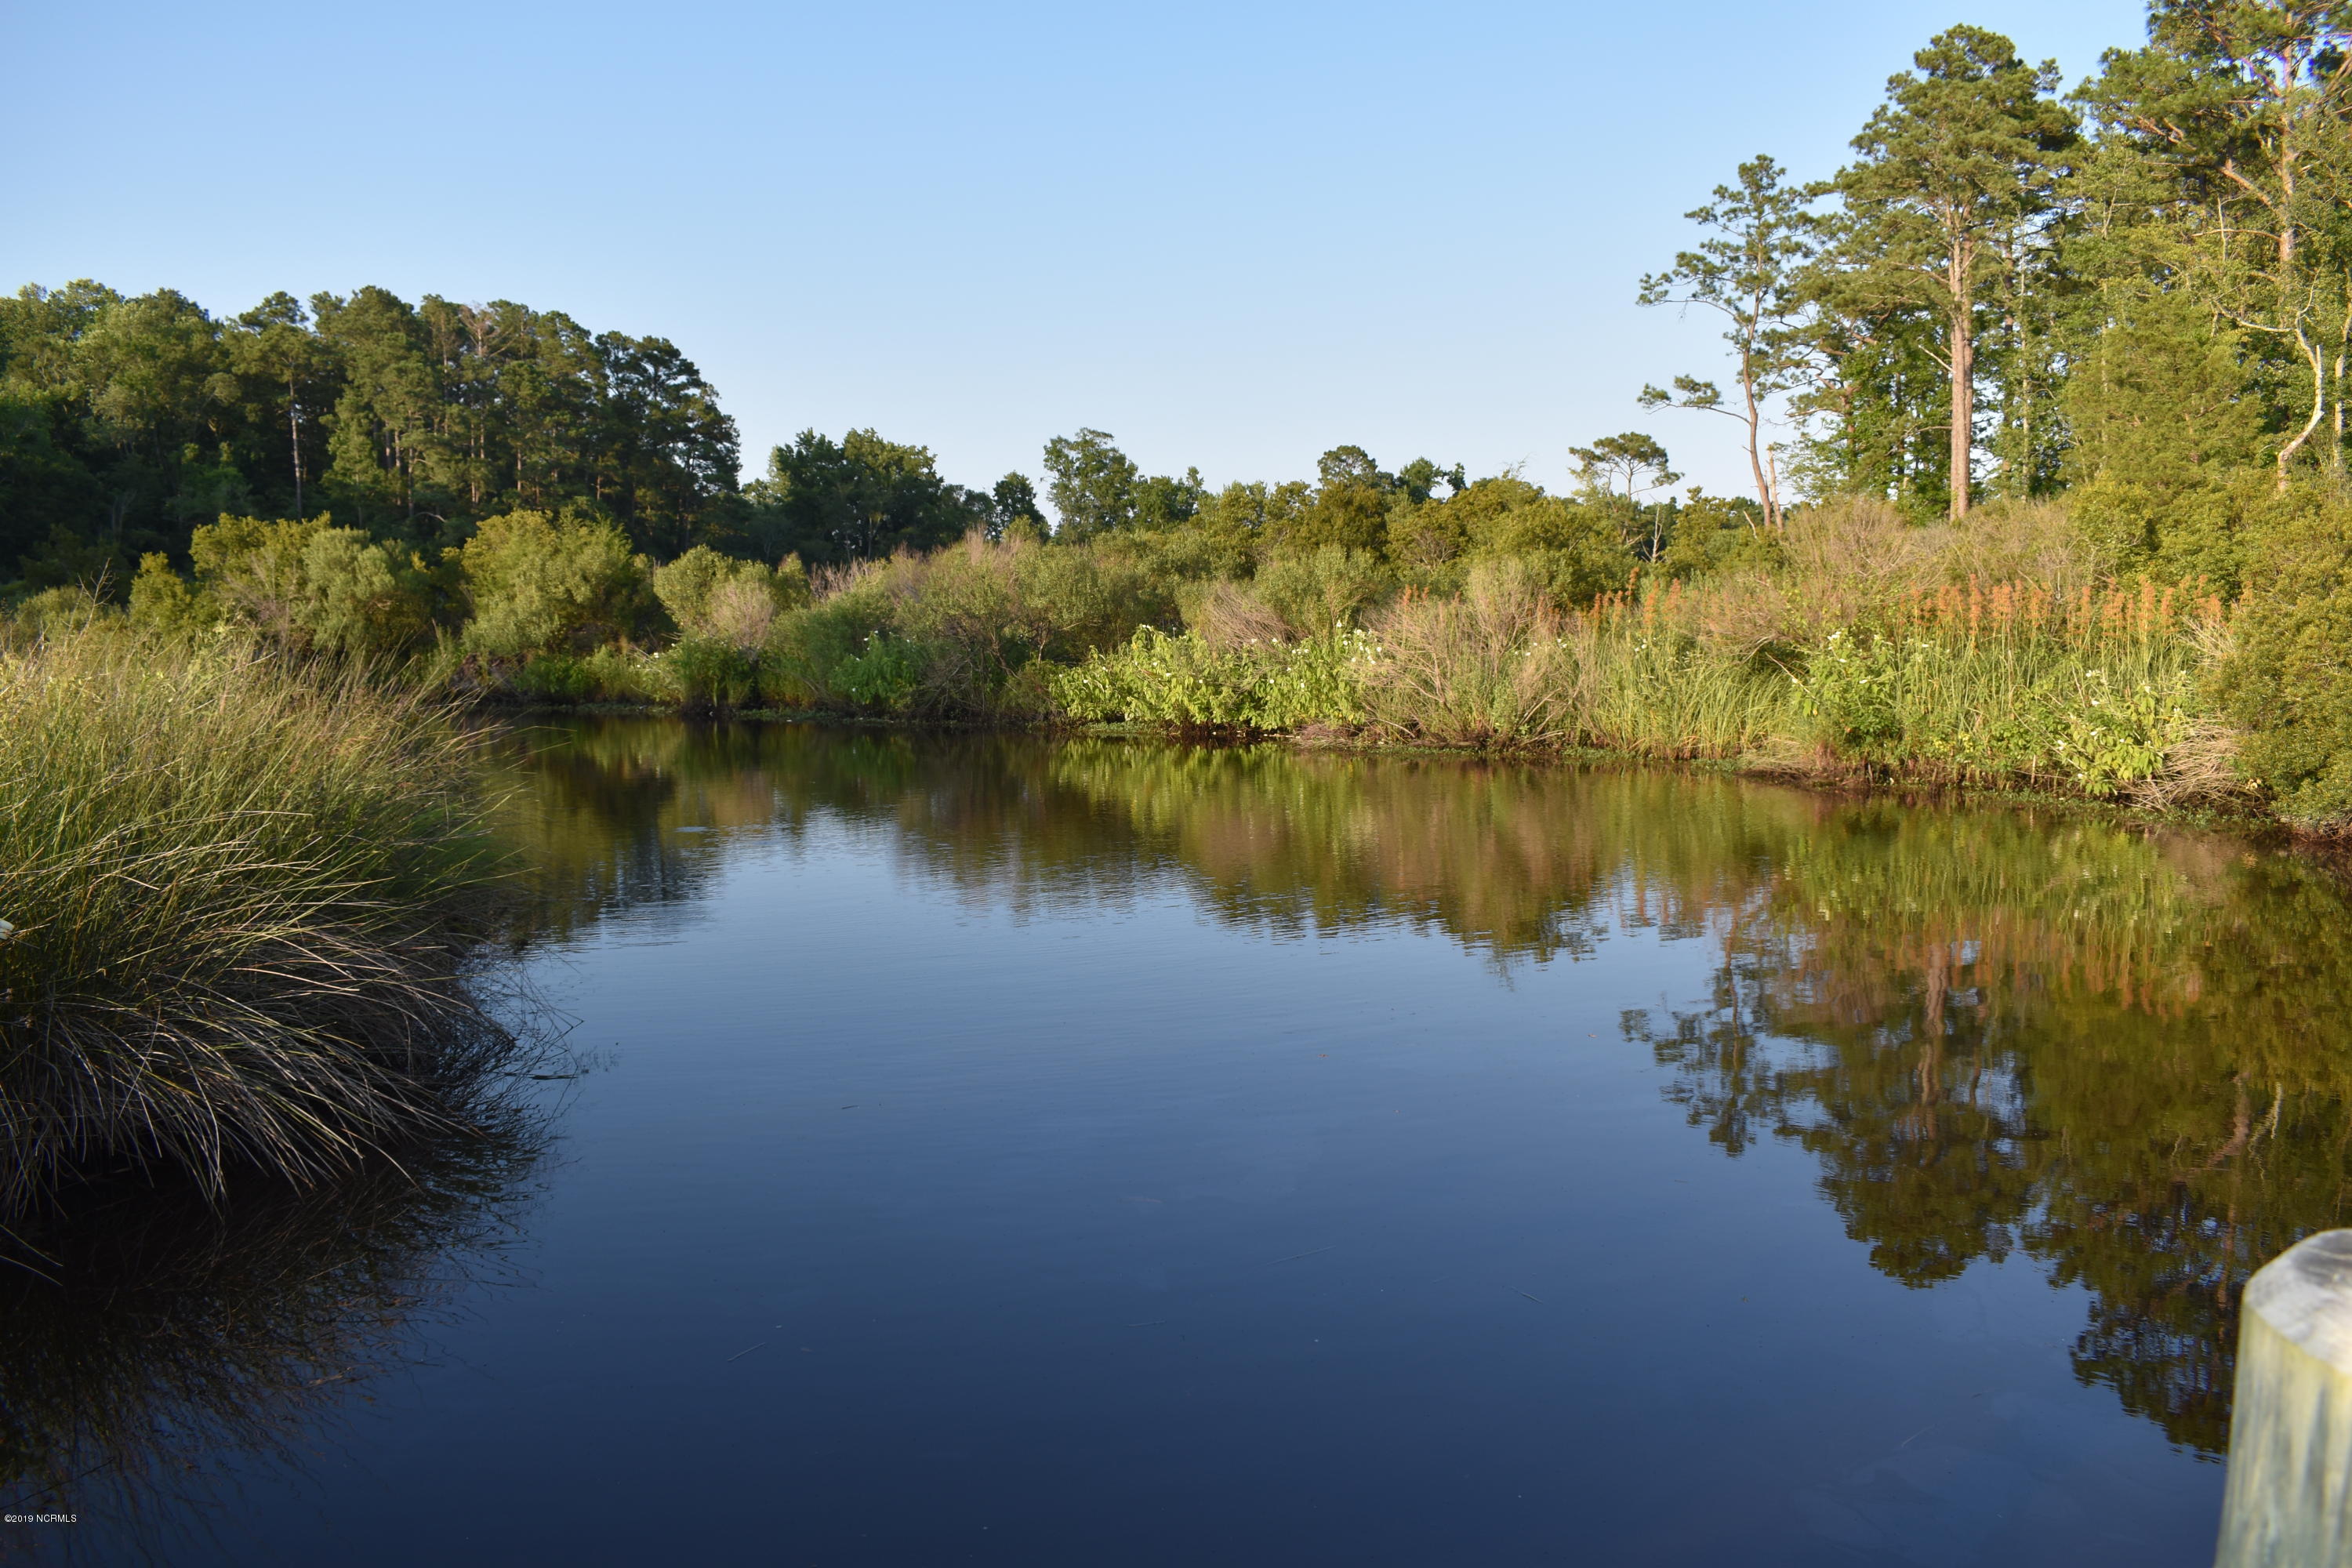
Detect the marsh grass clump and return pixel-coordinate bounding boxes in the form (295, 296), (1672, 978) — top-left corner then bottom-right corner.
(0, 625), (517, 1215)
(1058, 511), (2233, 800)
(1362, 562), (1577, 749)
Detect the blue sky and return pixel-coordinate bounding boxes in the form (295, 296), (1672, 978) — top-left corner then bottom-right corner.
(5, 0), (2149, 500)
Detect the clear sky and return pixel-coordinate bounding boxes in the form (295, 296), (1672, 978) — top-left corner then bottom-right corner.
(4, 0), (2151, 501)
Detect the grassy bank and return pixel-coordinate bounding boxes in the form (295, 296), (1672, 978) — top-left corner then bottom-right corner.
(451, 502), (2260, 819)
(0, 624), (518, 1217)
(37, 485), (2352, 829)
(1059, 556), (2233, 807)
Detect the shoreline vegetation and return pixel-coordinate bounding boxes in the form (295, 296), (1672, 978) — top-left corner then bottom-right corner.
(0, 626), (526, 1231)
(20, 492), (2323, 826)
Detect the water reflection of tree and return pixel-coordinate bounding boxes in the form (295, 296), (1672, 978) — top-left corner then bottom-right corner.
(485, 721), (1178, 940)
(1629, 811), (2352, 1456)
(494, 717), (2352, 1455)
(492, 718), (1769, 963)
(0, 1113), (544, 1561)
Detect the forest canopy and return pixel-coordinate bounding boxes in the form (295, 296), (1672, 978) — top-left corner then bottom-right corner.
(0, 284), (750, 581)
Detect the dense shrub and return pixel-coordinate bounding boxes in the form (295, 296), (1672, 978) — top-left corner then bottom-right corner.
(129, 515), (438, 657)
(50, 481), (2308, 817)
(1387, 477), (1635, 604)
(10, 585), (109, 637)
(2212, 494), (2352, 825)
(652, 546), (808, 643)
(1254, 546), (1393, 633)
(1054, 626), (1370, 731)
(1791, 630), (2198, 793)
(457, 509), (655, 660)
(766, 533), (1178, 717)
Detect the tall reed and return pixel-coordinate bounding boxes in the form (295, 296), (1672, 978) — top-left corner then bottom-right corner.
(0, 626), (517, 1214)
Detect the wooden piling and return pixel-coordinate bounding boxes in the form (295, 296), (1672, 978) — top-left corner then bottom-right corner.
(2217, 1229), (2352, 1566)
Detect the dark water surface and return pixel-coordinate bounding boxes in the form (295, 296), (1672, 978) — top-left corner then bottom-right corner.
(20, 720), (2352, 1566)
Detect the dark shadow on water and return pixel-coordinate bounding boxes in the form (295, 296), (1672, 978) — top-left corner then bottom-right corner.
(0, 1107), (550, 1565)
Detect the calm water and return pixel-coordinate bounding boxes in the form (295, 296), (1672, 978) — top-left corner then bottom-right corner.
(16, 720), (2352, 1566)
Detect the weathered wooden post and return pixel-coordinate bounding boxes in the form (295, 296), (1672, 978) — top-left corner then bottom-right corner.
(2217, 1230), (2352, 1566)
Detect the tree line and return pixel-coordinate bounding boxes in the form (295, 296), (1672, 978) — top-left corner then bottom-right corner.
(0, 267), (1686, 600)
(0, 284), (739, 576)
(10, 2), (2352, 608)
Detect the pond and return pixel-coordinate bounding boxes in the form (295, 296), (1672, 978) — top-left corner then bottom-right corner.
(18, 719), (2352, 1566)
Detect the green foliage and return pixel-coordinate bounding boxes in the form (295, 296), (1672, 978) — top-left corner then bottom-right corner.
(510, 653), (597, 705)
(2060, 288), (2269, 587)
(1568, 432), (1679, 506)
(2066, 470), (2266, 593)
(800, 535), (1179, 717)
(1391, 477), (1635, 604)
(1791, 630), (2198, 794)
(292, 527), (437, 656)
(128, 552), (202, 633)
(1360, 562), (1575, 746)
(1254, 546), (1392, 632)
(1271, 447), (1396, 554)
(742, 429), (988, 564)
(664, 638), (760, 712)
(652, 546), (807, 645)
(1038, 429), (1208, 542)
(992, 473), (1044, 534)
(1639, 154), (1825, 526)
(134, 514), (438, 657)
(831, 633), (927, 712)
(1054, 626), (1371, 731)
(187, 514), (325, 639)
(1654, 493), (1770, 579)
(456, 509), (655, 661)
(1041, 428), (1141, 538)
(9, 586), (113, 637)
(2213, 492), (2352, 824)
(1808, 26), (2077, 518)
(2076, 4), (2352, 490)
(0, 279), (739, 579)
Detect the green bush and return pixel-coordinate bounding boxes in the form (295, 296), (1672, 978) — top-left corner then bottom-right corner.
(764, 534), (1178, 718)
(128, 554), (205, 633)
(2212, 494), (2352, 825)
(1254, 546), (1393, 633)
(295, 527), (437, 655)
(831, 633), (927, 712)
(9, 585), (113, 638)
(663, 636), (762, 712)
(1385, 477), (1635, 606)
(1794, 630), (2198, 794)
(652, 546), (808, 643)
(132, 514), (438, 657)
(768, 579), (896, 708)
(511, 653), (597, 705)
(457, 510), (655, 660)
(1054, 626), (1371, 731)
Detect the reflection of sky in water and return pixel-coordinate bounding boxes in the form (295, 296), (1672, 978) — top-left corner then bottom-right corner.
(38, 719), (2352, 1564)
